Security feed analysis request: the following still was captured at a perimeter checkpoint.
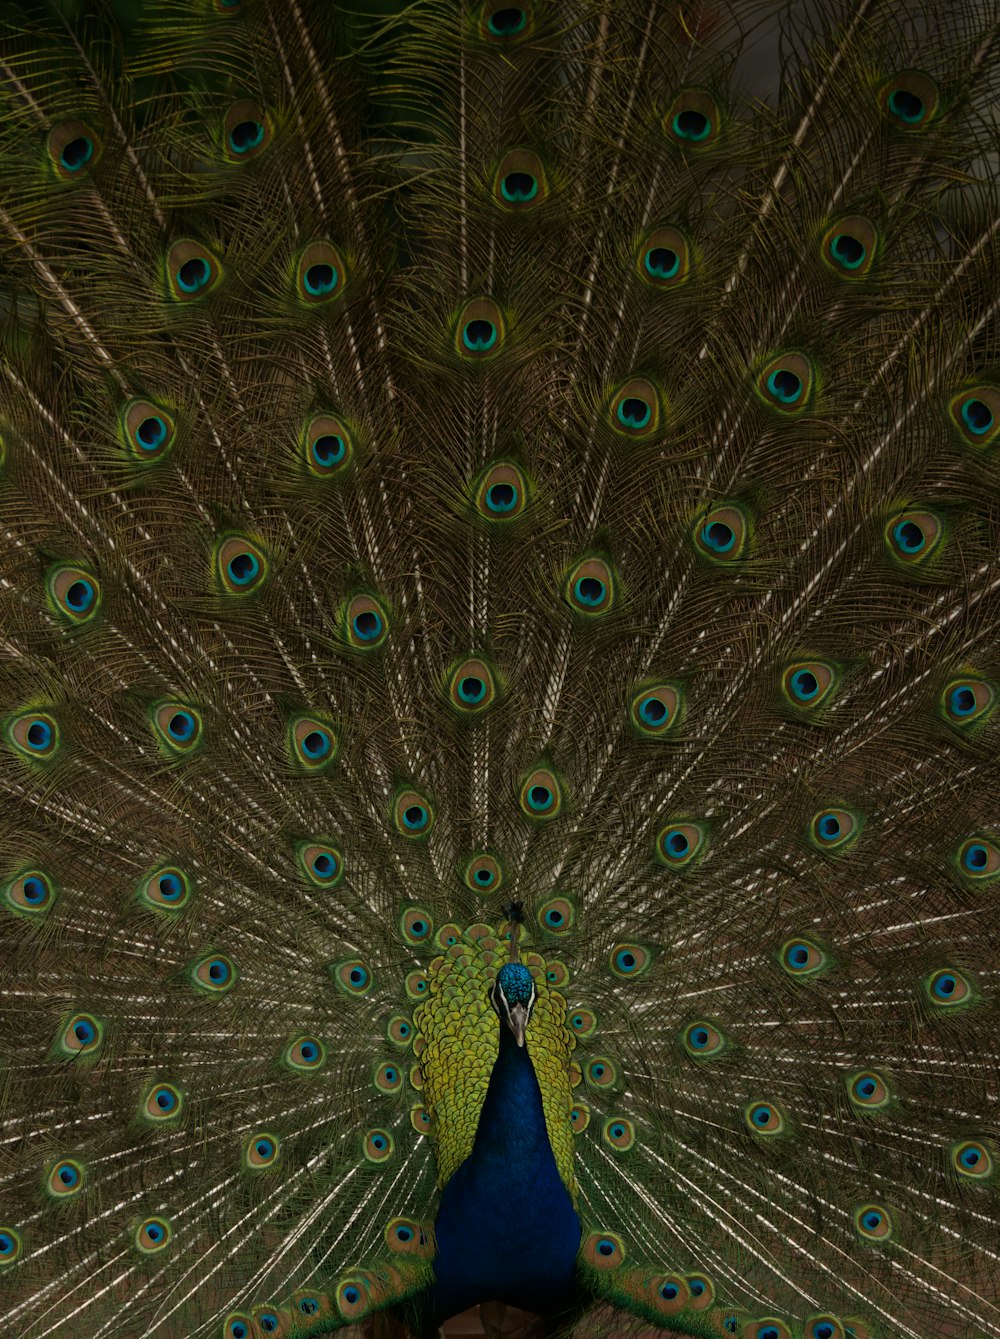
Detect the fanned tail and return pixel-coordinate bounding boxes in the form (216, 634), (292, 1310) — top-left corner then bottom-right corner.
(0, 2), (998, 1337)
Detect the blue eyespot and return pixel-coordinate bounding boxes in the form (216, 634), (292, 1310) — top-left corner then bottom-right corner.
(458, 676), (485, 703)
(486, 482), (517, 512)
(353, 610), (382, 641)
(963, 844), (988, 872)
(573, 576), (606, 606)
(830, 233), (865, 269)
(227, 551), (259, 585)
(229, 120), (264, 154)
(672, 110), (710, 142)
(312, 434), (345, 467)
(616, 397), (651, 429)
(60, 135), (94, 172)
(304, 264), (337, 297)
(949, 685), (977, 716)
(699, 521), (735, 554)
(23, 876), (46, 904)
(27, 720), (53, 750)
(962, 397), (993, 434)
(645, 247), (679, 279)
(893, 519), (925, 553)
(488, 8), (527, 36)
(817, 813), (841, 841)
(136, 416), (167, 450)
(790, 668), (818, 700)
(888, 88), (923, 122)
(302, 729), (331, 759)
(167, 711), (195, 742)
(177, 258), (210, 293)
(766, 368), (801, 403)
(462, 319), (496, 352)
(65, 578), (95, 611)
(639, 698), (667, 729)
(501, 171), (537, 202)
(159, 873), (182, 901)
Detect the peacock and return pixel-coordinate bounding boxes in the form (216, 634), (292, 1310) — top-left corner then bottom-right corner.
(1, 0), (999, 1336)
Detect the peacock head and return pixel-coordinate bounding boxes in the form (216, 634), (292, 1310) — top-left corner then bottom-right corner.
(490, 962), (536, 1048)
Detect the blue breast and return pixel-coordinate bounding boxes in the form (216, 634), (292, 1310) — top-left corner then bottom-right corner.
(428, 1023), (581, 1325)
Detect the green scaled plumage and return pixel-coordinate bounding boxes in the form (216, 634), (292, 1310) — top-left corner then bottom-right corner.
(1, 1), (999, 1337)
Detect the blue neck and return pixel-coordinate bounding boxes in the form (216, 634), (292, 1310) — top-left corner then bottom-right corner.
(428, 1022), (581, 1325)
(473, 1022), (556, 1167)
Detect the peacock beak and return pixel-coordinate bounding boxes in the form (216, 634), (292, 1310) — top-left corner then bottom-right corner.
(507, 1001), (529, 1047)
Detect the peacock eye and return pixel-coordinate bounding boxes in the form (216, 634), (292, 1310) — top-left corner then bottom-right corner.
(345, 595), (389, 649)
(447, 657), (497, 713)
(494, 150), (547, 209)
(520, 769), (564, 821)
(638, 226), (691, 288)
(456, 298), (504, 357)
(630, 683), (681, 736)
(464, 853), (503, 892)
(609, 377), (663, 438)
(663, 89), (721, 148)
(394, 789), (434, 837)
(565, 557), (616, 615)
(474, 462), (527, 521)
(295, 241), (346, 303)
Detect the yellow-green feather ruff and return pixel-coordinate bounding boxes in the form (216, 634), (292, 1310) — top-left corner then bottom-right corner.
(414, 924), (578, 1199)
